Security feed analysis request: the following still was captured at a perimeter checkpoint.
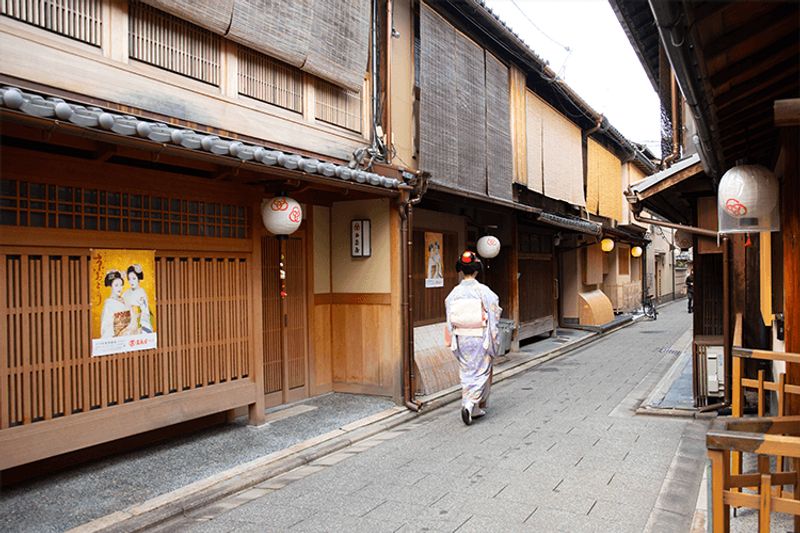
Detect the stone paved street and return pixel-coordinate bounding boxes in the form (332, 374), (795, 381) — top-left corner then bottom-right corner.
(160, 302), (706, 533)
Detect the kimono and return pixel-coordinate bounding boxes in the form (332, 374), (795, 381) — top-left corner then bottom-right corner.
(124, 287), (153, 333)
(445, 279), (502, 414)
(100, 297), (132, 338)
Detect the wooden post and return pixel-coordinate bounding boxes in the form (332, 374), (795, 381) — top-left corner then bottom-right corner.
(509, 216), (520, 351)
(248, 203), (266, 425)
(781, 126), (800, 415)
(759, 474), (771, 533)
(732, 354), (743, 486)
(794, 457), (800, 533)
(709, 449), (731, 533)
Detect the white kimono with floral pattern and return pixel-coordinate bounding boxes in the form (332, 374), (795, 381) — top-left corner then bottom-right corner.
(445, 279), (502, 413)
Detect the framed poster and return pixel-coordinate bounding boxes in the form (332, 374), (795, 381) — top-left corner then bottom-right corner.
(90, 249), (157, 356)
(424, 232), (444, 288)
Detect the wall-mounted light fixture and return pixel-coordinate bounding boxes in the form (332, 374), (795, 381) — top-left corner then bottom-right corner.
(351, 219), (372, 257)
(630, 246), (643, 258)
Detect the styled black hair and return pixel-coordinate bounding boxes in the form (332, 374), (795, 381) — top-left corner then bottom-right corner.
(455, 251), (483, 275)
(126, 265), (144, 280)
(104, 270), (123, 287)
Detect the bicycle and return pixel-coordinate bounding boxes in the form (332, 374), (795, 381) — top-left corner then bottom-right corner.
(643, 294), (658, 320)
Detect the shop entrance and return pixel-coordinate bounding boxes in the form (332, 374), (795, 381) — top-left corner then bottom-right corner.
(518, 229), (556, 340)
(261, 232), (309, 407)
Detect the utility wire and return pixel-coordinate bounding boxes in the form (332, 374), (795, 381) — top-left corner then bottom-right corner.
(509, 0), (571, 53)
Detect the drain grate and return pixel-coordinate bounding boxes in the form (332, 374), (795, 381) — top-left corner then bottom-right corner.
(639, 330), (665, 334)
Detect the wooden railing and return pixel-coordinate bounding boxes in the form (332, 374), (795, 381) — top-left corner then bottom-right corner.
(707, 416), (800, 532)
(707, 344), (800, 532)
(731, 347), (800, 490)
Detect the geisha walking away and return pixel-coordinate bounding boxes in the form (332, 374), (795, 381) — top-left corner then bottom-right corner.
(444, 251), (502, 425)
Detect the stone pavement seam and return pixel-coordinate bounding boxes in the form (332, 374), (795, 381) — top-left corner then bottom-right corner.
(69, 314), (652, 533)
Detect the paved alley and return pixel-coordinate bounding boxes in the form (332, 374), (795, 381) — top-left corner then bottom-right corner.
(159, 302), (705, 533)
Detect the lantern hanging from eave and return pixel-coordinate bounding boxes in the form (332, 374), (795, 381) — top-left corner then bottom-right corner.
(600, 238), (615, 252)
(477, 235), (501, 259)
(717, 164), (780, 234)
(261, 196), (302, 237)
(630, 246), (643, 258)
(261, 196), (302, 300)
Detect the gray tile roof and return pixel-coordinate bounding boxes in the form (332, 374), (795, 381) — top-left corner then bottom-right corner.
(0, 86), (404, 190)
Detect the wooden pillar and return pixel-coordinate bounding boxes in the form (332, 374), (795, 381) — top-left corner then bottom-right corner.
(776, 99), (800, 414)
(248, 202), (266, 425)
(709, 449), (731, 533)
(509, 216), (520, 351)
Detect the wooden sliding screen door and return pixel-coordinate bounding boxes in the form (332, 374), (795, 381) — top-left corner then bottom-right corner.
(261, 232), (308, 406)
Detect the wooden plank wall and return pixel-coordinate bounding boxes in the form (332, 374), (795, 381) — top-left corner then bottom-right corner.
(0, 148), (261, 468)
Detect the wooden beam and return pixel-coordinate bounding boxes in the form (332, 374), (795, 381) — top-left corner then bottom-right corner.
(716, 61), (800, 110)
(775, 99), (800, 127)
(709, 31), (799, 88)
(637, 162), (704, 201)
(703, 4), (798, 60)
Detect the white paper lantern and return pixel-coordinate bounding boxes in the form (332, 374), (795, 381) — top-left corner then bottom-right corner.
(261, 196), (302, 236)
(477, 235), (501, 258)
(674, 229), (693, 250)
(718, 164), (779, 220)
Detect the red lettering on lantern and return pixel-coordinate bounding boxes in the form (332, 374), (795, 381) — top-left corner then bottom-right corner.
(288, 206), (301, 223)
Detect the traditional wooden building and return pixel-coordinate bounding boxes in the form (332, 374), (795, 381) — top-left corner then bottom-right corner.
(0, 0), (412, 471)
(388, 0), (655, 395)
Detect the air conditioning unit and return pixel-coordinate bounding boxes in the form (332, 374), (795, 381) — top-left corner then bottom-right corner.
(706, 346), (725, 395)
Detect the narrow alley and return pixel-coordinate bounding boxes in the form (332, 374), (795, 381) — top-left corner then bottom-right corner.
(159, 303), (703, 533)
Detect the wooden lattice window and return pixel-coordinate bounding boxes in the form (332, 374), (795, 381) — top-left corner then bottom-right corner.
(314, 78), (362, 133)
(1, 0), (102, 46)
(1, 250), (252, 428)
(0, 179), (248, 238)
(238, 46), (303, 113)
(128, 1), (221, 86)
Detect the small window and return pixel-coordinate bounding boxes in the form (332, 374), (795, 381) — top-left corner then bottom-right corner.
(314, 78), (362, 133)
(238, 47), (303, 113)
(128, 1), (221, 86)
(2, 0), (102, 46)
(1, 179), (248, 238)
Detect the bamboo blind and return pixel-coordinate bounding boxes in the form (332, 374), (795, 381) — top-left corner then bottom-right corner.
(1, 0), (102, 46)
(525, 90), (585, 206)
(485, 52), (513, 200)
(238, 46), (303, 113)
(129, 0), (221, 86)
(303, 0), (371, 94)
(420, 5), (488, 195)
(0, 179), (248, 239)
(227, 0), (369, 93)
(1, 249), (251, 429)
(314, 77), (362, 132)
(587, 138), (623, 220)
(138, 0), (234, 36)
(419, 5), (458, 189)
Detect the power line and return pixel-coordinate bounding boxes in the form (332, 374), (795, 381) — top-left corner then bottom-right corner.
(509, 0), (571, 53)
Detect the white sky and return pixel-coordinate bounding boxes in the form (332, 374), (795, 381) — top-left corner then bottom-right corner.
(483, 0), (662, 156)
